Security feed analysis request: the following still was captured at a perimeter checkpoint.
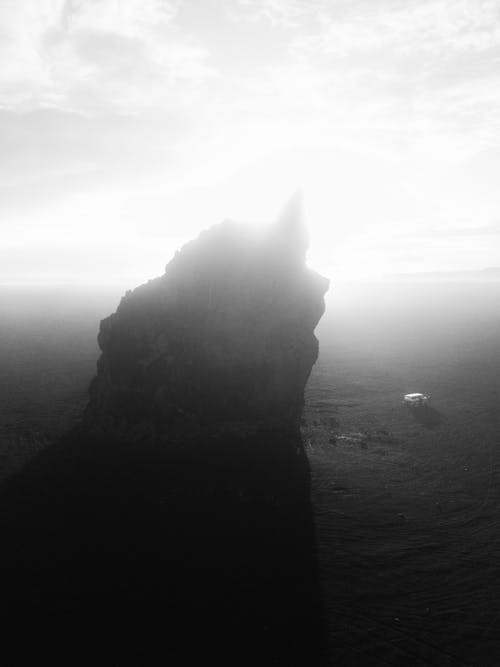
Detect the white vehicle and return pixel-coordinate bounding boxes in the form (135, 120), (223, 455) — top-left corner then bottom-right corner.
(403, 393), (429, 408)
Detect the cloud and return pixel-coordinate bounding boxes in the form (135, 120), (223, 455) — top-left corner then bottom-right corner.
(248, 0), (500, 55)
(0, 105), (193, 226)
(2, 0), (500, 283)
(234, 0), (321, 27)
(3, 0), (499, 154)
(0, 0), (214, 113)
(276, 0), (500, 160)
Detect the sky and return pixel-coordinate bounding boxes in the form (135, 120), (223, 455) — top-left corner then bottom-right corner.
(2, 0), (500, 285)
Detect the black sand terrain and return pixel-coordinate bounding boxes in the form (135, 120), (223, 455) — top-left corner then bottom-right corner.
(1, 282), (500, 665)
(0, 287), (326, 666)
(306, 281), (500, 665)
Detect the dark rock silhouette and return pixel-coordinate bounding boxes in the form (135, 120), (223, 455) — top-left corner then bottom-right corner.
(85, 195), (328, 439)
(0, 428), (328, 666)
(0, 197), (329, 666)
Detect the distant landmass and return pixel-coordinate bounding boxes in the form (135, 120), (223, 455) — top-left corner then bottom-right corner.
(385, 267), (500, 282)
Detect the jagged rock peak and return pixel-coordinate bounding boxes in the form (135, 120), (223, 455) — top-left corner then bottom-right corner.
(273, 189), (309, 259)
(85, 200), (329, 441)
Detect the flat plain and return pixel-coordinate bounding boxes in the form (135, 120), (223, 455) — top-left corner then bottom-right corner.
(305, 281), (500, 665)
(1, 282), (499, 665)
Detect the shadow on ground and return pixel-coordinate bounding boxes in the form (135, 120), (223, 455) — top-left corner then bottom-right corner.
(0, 428), (327, 666)
(409, 405), (443, 428)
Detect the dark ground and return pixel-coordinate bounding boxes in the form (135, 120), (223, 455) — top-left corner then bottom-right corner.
(0, 287), (326, 666)
(1, 282), (500, 665)
(0, 429), (326, 665)
(305, 281), (500, 665)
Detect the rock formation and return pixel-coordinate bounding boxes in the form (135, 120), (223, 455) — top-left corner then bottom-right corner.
(1, 196), (330, 666)
(85, 194), (329, 439)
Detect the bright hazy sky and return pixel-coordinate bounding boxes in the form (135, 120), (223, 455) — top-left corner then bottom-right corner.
(2, 0), (500, 285)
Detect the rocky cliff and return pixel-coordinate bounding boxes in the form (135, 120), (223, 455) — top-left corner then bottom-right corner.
(1, 196), (330, 666)
(85, 195), (329, 439)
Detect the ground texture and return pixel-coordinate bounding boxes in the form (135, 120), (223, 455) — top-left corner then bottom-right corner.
(2, 284), (500, 665)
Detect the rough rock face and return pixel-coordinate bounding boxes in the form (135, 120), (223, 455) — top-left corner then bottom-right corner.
(85, 196), (329, 439)
(1, 196), (330, 666)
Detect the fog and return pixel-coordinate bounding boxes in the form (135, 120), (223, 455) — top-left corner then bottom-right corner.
(319, 280), (500, 363)
(3, 279), (500, 359)
(2, 279), (499, 443)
